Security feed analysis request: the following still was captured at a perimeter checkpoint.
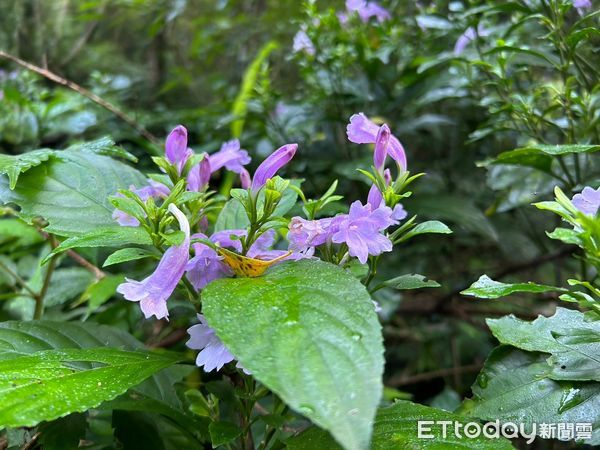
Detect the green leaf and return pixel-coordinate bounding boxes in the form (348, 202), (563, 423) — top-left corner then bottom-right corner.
(486, 144), (600, 173)
(103, 247), (156, 267)
(487, 308), (600, 381)
(288, 401), (514, 449)
(383, 274), (440, 290)
(203, 260), (384, 450)
(0, 149), (55, 189)
(230, 40), (278, 137)
(0, 321), (195, 430)
(460, 346), (600, 445)
(66, 136), (138, 163)
(76, 274), (125, 313)
(0, 151), (146, 237)
(0, 347), (180, 428)
(546, 227), (581, 245)
(461, 275), (566, 299)
(398, 221), (452, 242)
(43, 227), (152, 264)
(0, 218), (43, 248)
(209, 421), (242, 447)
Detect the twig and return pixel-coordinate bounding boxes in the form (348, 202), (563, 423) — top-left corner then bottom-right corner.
(66, 249), (105, 280)
(0, 50), (159, 145)
(386, 364), (482, 387)
(38, 230), (105, 280)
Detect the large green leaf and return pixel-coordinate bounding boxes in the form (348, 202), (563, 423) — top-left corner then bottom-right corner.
(0, 151), (146, 237)
(460, 346), (600, 445)
(0, 149), (55, 189)
(0, 347), (180, 428)
(288, 401), (513, 449)
(487, 308), (600, 381)
(202, 260), (384, 450)
(0, 321), (195, 430)
(461, 275), (566, 299)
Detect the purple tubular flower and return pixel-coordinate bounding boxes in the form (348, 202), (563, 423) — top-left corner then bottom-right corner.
(293, 30), (315, 56)
(288, 217), (335, 253)
(240, 168), (251, 189)
(209, 140), (251, 174)
(187, 156), (211, 192)
(454, 24), (488, 55)
(331, 201), (395, 264)
(251, 143), (298, 190)
(347, 113), (407, 170)
(187, 314), (235, 372)
(374, 124), (390, 171)
(117, 204), (190, 320)
(572, 186), (600, 216)
(165, 125), (191, 174)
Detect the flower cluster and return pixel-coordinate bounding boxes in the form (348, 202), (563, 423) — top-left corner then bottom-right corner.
(112, 113), (410, 373)
(112, 125), (296, 371)
(287, 113), (408, 264)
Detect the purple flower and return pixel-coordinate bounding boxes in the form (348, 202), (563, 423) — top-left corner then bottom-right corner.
(362, 2), (391, 22)
(209, 139), (251, 174)
(572, 186), (600, 216)
(374, 124), (391, 171)
(186, 238), (232, 291)
(331, 201), (395, 263)
(210, 229), (276, 253)
(347, 113), (407, 170)
(240, 168), (251, 189)
(187, 156), (211, 192)
(112, 181), (170, 226)
(165, 125), (192, 174)
(392, 204), (408, 221)
(117, 204), (190, 320)
(293, 30), (315, 56)
(187, 314), (236, 372)
(251, 143), (298, 190)
(346, 0), (390, 23)
(454, 25), (488, 55)
(573, 0), (592, 15)
(288, 217), (335, 253)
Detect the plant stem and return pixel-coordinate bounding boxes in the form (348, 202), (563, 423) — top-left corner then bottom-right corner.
(35, 235), (60, 319)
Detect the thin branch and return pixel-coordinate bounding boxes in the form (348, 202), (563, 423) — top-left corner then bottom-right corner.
(38, 229), (105, 280)
(0, 50), (159, 145)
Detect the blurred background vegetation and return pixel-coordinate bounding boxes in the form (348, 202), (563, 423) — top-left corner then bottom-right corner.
(0, 0), (598, 423)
